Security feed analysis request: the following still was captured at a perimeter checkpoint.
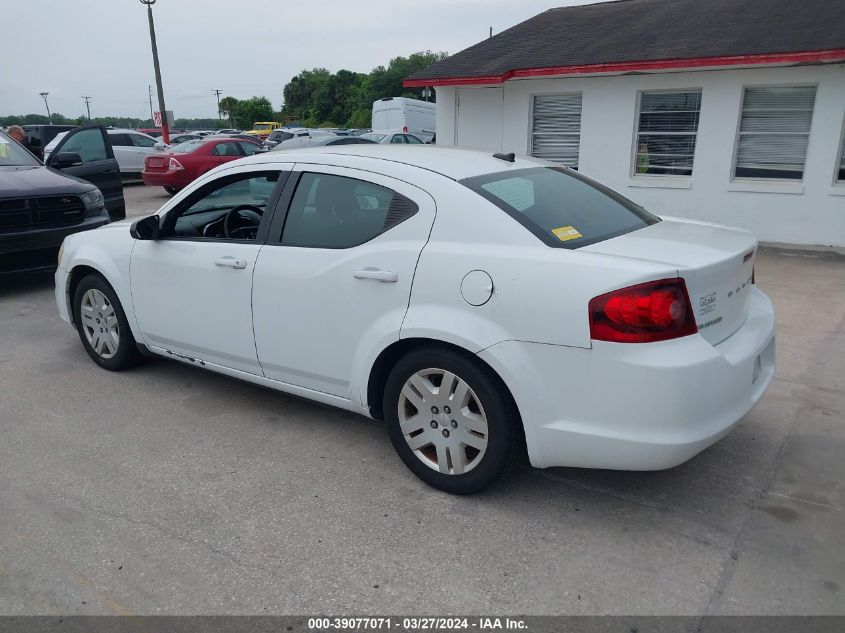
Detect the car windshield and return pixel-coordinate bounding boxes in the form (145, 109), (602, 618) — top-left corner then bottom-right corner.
(0, 134), (40, 166)
(461, 166), (660, 249)
(253, 123), (272, 131)
(170, 140), (204, 153)
(361, 133), (386, 142)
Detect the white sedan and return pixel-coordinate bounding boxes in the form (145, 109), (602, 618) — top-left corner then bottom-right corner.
(55, 146), (775, 494)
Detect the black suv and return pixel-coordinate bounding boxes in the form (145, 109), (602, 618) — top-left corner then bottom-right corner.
(1, 126), (125, 274)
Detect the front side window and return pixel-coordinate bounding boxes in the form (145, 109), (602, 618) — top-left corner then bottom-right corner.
(634, 90), (701, 177)
(530, 93), (582, 169)
(281, 172), (418, 248)
(405, 135), (423, 144)
(163, 172), (280, 240)
(390, 135), (405, 144)
(734, 85), (817, 180)
(58, 128), (108, 163)
(462, 167), (659, 249)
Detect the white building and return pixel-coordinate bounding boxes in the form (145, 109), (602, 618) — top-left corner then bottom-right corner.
(405, 0), (845, 246)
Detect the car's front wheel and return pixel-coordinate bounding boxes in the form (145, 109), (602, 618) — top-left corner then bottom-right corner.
(384, 348), (522, 494)
(72, 274), (142, 371)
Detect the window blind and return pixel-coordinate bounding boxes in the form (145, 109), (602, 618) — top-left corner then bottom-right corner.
(530, 94), (582, 169)
(634, 90), (702, 177)
(734, 86), (816, 180)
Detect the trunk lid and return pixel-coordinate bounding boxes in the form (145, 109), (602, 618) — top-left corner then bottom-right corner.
(144, 154), (169, 172)
(582, 217), (757, 345)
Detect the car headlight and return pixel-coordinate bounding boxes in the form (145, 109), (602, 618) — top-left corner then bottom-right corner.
(81, 188), (105, 211)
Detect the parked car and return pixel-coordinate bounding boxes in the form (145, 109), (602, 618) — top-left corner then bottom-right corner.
(20, 124), (77, 160)
(167, 133), (203, 145)
(262, 127), (313, 150)
(270, 136), (376, 150)
(45, 129), (161, 180)
(372, 97), (435, 142)
(245, 121), (283, 140)
(217, 128), (240, 135)
(56, 146), (775, 494)
(1, 127), (123, 274)
(361, 130), (425, 144)
(142, 137), (262, 194)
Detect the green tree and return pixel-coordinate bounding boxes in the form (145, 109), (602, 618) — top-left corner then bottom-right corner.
(218, 96), (239, 127)
(233, 97), (274, 130)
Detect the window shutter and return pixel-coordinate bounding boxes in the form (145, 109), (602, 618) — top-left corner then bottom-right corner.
(734, 86), (816, 180)
(530, 94), (582, 169)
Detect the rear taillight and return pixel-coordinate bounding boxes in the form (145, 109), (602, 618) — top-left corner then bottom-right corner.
(169, 157), (184, 171)
(589, 278), (698, 343)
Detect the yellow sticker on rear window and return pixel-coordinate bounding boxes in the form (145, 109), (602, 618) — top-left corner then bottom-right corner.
(551, 226), (583, 242)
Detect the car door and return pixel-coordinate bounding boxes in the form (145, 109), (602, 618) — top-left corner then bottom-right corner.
(45, 125), (125, 220)
(130, 165), (292, 374)
(251, 165), (436, 399)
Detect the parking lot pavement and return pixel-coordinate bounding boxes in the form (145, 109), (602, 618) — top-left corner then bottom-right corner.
(1, 220), (843, 615)
(123, 182), (171, 218)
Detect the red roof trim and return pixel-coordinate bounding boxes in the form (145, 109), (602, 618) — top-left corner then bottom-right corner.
(403, 49), (845, 87)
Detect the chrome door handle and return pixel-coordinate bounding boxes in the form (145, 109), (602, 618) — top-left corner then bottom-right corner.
(214, 257), (247, 269)
(353, 268), (398, 283)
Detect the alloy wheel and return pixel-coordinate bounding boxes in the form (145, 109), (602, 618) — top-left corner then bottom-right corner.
(80, 289), (120, 359)
(397, 368), (489, 475)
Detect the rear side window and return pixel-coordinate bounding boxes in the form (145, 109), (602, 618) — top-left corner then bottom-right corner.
(109, 133), (133, 147)
(281, 172), (418, 248)
(461, 167), (659, 249)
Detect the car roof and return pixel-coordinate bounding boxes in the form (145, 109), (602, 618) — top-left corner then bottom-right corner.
(235, 145), (545, 181)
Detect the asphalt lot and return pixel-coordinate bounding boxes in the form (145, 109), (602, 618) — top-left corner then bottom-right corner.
(0, 183), (843, 615)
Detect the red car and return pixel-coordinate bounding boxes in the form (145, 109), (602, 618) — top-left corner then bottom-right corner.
(142, 137), (262, 194)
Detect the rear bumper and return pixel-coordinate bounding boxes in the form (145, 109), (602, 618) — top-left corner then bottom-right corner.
(478, 286), (776, 470)
(141, 171), (188, 187)
(0, 212), (109, 275)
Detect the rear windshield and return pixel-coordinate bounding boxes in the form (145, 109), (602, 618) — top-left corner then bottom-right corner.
(171, 140), (204, 153)
(461, 167), (659, 249)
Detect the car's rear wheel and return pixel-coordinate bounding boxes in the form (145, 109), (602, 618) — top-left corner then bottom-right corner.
(164, 186), (181, 195)
(384, 348), (522, 494)
(72, 274), (142, 371)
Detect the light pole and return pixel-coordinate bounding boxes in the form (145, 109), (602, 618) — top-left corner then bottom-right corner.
(140, 0), (170, 143)
(39, 92), (52, 123)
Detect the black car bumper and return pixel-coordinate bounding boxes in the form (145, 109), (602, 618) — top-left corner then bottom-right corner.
(0, 212), (109, 275)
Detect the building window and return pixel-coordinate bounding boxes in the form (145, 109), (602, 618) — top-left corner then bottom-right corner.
(634, 90), (701, 177)
(734, 85), (816, 181)
(530, 94), (582, 169)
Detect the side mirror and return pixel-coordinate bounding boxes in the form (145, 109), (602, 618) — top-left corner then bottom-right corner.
(130, 215), (160, 240)
(51, 152), (83, 168)
(154, 142), (168, 151)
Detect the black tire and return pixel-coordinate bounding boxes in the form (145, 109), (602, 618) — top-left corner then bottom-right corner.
(72, 274), (142, 371)
(383, 347), (522, 494)
(164, 186), (181, 195)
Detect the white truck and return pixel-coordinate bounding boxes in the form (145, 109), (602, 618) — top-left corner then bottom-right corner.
(371, 97), (436, 142)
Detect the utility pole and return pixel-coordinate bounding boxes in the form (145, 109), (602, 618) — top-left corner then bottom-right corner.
(489, 26), (493, 38)
(148, 85), (154, 123)
(140, 0), (170, 143)
(81, 96), (92, 120)
(212, 89), (223, 120)
(39, 92), (52, 123)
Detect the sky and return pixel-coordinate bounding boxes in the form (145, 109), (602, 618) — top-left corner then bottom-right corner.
(2, 0), (599, 120)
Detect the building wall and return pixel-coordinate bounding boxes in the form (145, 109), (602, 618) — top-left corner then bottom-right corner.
(434, 64), (845, 246)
